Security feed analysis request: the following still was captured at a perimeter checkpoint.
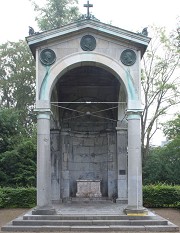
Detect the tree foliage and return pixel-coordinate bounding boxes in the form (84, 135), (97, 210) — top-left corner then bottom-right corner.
(141, 26), (180, 159)
(0, 108), (37, 187)
(143, 114), (180, 185)
(30, 0), (80, 31)
(0, 140), (36, 187)
(143, 140), (180, 185)
(163, 114), (180, 140)
(0, 40), (36, 129)
(0, 108), (22, 153)
(0, 41), (36, 187)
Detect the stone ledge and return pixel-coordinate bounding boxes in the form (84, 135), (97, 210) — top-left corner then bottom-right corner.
(32, 207), (56, 215)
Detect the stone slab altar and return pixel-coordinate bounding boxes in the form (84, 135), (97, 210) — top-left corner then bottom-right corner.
(76, 180), (102, 198)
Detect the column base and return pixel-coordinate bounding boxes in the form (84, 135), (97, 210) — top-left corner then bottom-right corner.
(124, 206), (148, 216)
(32, 206), (56, 215)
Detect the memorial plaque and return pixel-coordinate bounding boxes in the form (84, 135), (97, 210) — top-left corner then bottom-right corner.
(120, 49), (136, 66)
(80, 35), (96, 51)
(40, 49), (56, 66)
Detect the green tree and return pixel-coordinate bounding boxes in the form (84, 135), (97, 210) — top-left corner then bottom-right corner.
(143, 114), (180, 185)
(143, 142), (180, 185)
(163, 114), (180, 140)
(30, 0), (80, 31)
(0, 108), (21, 153)
(0, 108), (37, 187)
(0, 139), (36, 187)
(141, 26), (180, 160)
(0, 40), (36, 130)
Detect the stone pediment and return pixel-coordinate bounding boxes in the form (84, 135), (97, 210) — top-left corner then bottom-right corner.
(26, 19), (150, 58)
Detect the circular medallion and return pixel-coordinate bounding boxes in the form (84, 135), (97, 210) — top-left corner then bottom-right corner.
(40, 49), (56, 66)
(120, 49), (136, 66)
(80, 35), (96, 51)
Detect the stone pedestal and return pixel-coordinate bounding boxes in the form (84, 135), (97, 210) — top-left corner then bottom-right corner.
(76, 180), (102, 198)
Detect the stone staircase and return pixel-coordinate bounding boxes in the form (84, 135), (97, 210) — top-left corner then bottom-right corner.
(2, 211), (179, 232)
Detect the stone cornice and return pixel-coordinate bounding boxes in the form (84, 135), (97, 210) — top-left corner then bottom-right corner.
(26, 19), (151, 58)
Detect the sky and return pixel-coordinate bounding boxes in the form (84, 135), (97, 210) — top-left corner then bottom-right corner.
(0, 0), (179, 43)
(0, 0), (179, 145)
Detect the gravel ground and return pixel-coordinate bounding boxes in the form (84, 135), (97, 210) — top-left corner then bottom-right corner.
(0, 208), (179, 233)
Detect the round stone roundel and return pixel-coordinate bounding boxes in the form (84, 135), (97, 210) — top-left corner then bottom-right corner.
(40, 49), (56, 66)
(80, 35), (96, 51)
(120, 49), (136, 66)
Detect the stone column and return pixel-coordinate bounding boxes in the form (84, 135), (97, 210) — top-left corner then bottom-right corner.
(116, 126), (128, 203)
(32, 110), (56, 215)
(125, 110), (147, 215)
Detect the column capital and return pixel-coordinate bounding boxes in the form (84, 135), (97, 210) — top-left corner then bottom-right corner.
(126, 109), (143, 120)
(126, 109), (143, 114)
(34, 108), (51, 113)
(34, 108), (52, 120)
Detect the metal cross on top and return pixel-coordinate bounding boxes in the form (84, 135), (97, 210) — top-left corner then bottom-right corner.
(84, 1), (93, 19)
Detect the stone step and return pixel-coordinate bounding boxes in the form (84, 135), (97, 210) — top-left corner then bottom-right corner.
(71, 197), (113, 202)
(2, 224), (179, 232)
(2, 210), (179, 232)
(23, 214), (158, 220)
(13, 219), (168, 226)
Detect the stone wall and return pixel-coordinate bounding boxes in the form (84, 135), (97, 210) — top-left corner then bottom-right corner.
(51, 129), (117, 202)
(69, 133), (108, 197)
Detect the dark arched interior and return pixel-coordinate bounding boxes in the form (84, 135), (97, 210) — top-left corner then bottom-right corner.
(51, 66), (120, 199)
(56, 66), (120, 132)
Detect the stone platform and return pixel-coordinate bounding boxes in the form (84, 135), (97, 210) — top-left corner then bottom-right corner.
(2, 201), (179, 232)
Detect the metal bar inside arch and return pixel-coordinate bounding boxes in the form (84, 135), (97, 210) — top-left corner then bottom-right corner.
(51, 102), (127, 104)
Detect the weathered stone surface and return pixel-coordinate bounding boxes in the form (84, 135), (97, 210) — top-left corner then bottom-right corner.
(76, 180), (102, 198)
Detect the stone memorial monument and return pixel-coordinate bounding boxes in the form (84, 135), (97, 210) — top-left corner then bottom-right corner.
(25, 3), (151, 216)
(28, 20), (150, 215)
(2, 1), (178, 232)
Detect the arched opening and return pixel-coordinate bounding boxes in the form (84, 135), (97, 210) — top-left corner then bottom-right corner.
(50, 65), (128, 202)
